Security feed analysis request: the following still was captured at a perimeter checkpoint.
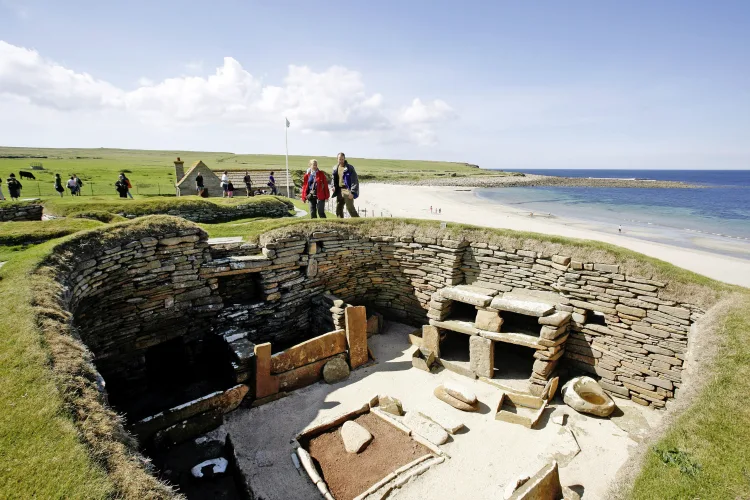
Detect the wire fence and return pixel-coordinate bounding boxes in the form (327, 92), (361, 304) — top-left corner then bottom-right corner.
(7, 181), (176, 198)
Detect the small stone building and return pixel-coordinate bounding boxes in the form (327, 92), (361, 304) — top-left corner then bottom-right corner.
(174, 158), (295, 197)
(174, 160), (222, 197)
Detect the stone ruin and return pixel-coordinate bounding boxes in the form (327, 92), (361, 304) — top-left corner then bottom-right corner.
(40, 218), (703, 498)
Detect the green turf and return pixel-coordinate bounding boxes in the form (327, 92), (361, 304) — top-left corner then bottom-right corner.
(0, 218), (103, 246)
(42, 194), (294, 218)
(0, 242), (114, 498)
(0, 146), (512, 199)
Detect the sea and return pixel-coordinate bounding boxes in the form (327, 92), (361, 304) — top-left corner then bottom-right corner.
(478, 170), (750, 259)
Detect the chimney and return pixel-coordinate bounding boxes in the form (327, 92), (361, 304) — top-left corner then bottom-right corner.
(174, 157), (185, 182)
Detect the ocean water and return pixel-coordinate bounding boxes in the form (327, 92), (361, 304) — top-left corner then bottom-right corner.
(478, 170), (750, 259)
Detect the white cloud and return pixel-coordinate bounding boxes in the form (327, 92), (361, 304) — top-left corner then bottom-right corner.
(0, 41), (123, 110)
(397, 98), (457, 145)
(398, 98), (456, 124)
(0, 40), (455, 145)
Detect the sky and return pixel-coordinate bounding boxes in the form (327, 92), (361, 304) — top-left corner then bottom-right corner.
(1, 1), (749, 169)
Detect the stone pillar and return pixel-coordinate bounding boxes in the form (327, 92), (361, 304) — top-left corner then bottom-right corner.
(254, 342), (279, 399)
(345, 306), (368, 369)
(475, 309), (503, 333)
(422, 325), (440, 357)
(470, 335), (494, 378)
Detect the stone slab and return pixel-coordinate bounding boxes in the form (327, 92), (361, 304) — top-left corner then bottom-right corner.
(270, 329), (346, 374)
(345, 306), (369, 369)
(470, 335), (494, 378)
(475, 309), (503, 332)
(538, 311), (572, 327)
(254, 342), (280, 399)
(434, 385), (479, 412)
(341, 420), (373, 453)
(404, 412), (449, 445)
(490, 297), (554, 317)
(440, 286), (493, 307)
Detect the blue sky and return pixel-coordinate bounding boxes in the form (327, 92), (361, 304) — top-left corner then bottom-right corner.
(1, 0), (748, 168)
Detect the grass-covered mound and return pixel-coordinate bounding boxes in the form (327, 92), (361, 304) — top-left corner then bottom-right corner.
(0, 218), (103, 246)
(0, 215), (748, 498)
(43, 194), (294, 222)
(68, 210), (128, 223)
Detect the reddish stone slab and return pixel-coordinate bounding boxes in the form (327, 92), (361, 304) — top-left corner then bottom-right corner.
(254, 342), (279, 399)
(270, 329), (346, 374)
(345, 306), (368, 369)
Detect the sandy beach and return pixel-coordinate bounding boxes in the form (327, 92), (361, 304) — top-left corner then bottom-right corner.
(358, 183), (750, 288)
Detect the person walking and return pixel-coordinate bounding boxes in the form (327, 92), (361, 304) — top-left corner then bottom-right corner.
(115, 176), (129, 198)
(243, 171), (253, 197)
(121, 173), (133, 198)
(195, 173), (204, 195)
(221, 171), (229, 198)
(227, 180), (235, 198)
(331, 152), (359, 218)
(6, 173), (22, 200)
(301, 159), (330, 219)
(54, 174), (65, 197)
(73, 174), (83, 196)
(618, 225), (622, 233)
(67, 176), (77, 196)
(0, 178), (5, 201)
(268, 171), (277, 195)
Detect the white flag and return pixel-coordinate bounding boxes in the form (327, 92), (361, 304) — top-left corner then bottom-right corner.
(285, 117), (290, 128)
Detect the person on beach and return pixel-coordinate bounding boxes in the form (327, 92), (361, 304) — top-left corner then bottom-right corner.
(114, 176), (129, 198)
(0, 179), (5, 201)
(618, 225), (622, 233)
(6, 174), (21, 200)
(195, 173), (204, 195)
(243, 171), (253, 197)
(227, 180), (235, 198)
(221, 171), (229, 198)
(301, 159), (330, 219)
(74, 174), (83, 196)
(54, 174), (64, 197)
(268, 171), (277, 195)
(331, 152), (359, 218)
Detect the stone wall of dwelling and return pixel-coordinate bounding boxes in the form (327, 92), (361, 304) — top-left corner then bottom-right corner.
(0, 202), (43, 221)
(49, 220), (703, 411)
(141, 201), (291, 223)
(461, 244), (700, 408)
(64, 228), (222, 399)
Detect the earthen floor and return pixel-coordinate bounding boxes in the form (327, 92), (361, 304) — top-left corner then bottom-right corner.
(223, 322), (661, 500)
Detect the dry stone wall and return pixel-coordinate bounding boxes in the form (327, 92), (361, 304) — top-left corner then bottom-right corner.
(0, 202), (43, 221)
(48, 218), (703, 412)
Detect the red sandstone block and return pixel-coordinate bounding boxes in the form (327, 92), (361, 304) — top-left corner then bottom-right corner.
(254, 342), (279, 399)
(345, 306), (368, 369)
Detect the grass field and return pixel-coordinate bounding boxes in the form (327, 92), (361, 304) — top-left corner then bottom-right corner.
(0, 146), (508, 199)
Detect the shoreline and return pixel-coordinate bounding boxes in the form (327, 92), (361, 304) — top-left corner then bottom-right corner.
(375, 173), (699, 189)
(357, 183), (750, 288)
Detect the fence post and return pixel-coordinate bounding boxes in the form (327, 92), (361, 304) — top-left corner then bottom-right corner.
(158, 184), (161, 196)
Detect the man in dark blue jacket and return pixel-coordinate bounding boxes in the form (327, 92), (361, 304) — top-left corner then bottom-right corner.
(331, 152), (359, 218)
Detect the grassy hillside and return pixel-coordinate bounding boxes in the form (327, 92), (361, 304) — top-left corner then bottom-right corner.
(0, 146), (509, 198)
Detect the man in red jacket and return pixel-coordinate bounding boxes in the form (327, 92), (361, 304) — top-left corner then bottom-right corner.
(301, 159), (330, 218)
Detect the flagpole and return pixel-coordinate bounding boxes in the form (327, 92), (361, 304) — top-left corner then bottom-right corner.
(285, 118), (290, 197)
